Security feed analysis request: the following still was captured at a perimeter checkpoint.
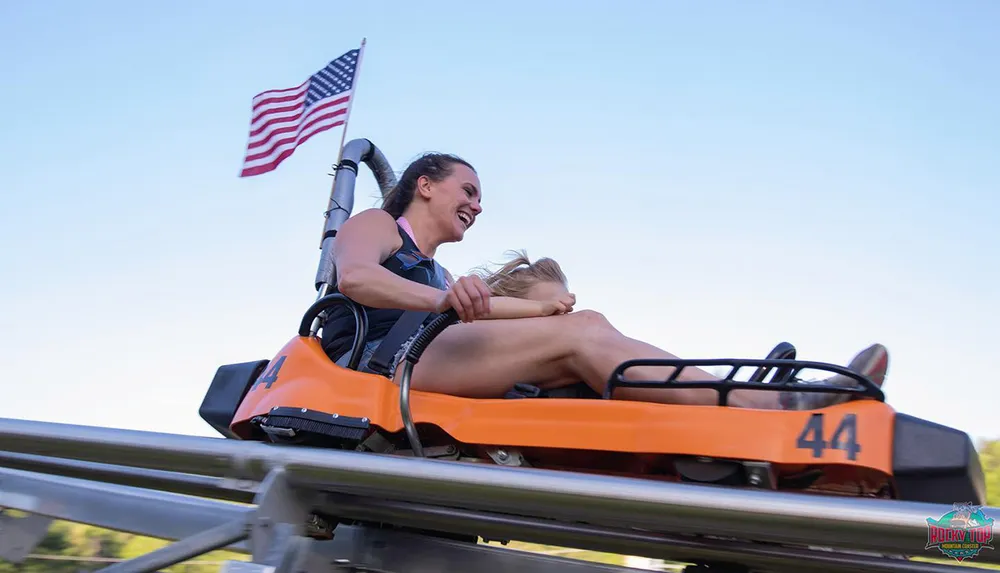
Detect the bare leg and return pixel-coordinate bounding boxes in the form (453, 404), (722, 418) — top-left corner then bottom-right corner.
(402, 311), (620, 398)
(404, 309), (756, 405)
(401, 310), (889, 410)
(557, 320), (778, 407)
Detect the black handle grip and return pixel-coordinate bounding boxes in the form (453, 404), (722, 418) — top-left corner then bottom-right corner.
(298, 293), (369, 371)
(404, 308), (460, 363)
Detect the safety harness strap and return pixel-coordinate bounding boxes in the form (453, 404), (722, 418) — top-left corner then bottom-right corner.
(365, 310), (432, 375)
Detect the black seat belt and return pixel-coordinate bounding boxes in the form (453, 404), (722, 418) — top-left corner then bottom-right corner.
(365, 310), (432, 375)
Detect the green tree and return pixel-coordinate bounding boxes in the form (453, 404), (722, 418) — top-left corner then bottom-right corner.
(0, 522), (86, 573)
(979, 438), (999, 506)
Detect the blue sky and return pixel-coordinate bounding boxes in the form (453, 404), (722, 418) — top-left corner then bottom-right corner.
(1, 1), (997, 447)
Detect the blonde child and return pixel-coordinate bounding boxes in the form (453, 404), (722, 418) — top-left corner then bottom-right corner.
(472, 250), (578, 319)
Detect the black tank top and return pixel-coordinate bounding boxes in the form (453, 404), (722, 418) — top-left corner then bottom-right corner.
(321, 221), (450, 360)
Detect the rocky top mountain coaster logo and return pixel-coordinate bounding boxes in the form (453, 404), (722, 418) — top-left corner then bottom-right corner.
(925, 503), (995, 562)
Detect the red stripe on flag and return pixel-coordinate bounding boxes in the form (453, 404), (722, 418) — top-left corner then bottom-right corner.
(240, 89), (352, 176)
(251, 79), (308, 106)
(240, 120), (346, 177)
(244, 108), (348, 163)
(241, 98), (350, 169)
(248, 98), (349, 151)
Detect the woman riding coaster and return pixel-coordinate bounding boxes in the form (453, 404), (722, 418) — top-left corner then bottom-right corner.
(320, 153), (889, 410)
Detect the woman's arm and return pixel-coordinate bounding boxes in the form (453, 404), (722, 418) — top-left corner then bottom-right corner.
(333, 209), (443, 311)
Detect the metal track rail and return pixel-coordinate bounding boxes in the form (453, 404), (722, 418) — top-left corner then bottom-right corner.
(1, 463), (988, 573)
(314, 492), (981, 573)
(0, 451), (256, 502)
(0, 417), (997, 571)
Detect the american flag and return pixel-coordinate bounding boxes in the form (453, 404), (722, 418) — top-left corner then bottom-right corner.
(240, 48), (360, 177)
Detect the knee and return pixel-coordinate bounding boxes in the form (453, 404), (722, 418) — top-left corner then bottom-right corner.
(567, 310), (618, 344)
(571, 309), (610, 326)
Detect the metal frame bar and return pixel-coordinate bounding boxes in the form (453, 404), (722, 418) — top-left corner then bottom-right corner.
(95, 517), (250, 573)
(312, 492), (978, 573)
(1, 420), (998, 571)
(0, 466), (251, 550)
(1, 417), (995, 564)
(4, 451), (998, 570)
(604, 356), (886, 403)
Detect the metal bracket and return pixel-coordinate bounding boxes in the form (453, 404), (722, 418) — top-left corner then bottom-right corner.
(742, 462), (776, 490)
(210, 468), (322, 573)
(249, 467), (319, 569)
(488, 448), (529, 467)
(0, 509), (53, 563)
(395, 444), (460, 459)
(355, 431), (395, 454)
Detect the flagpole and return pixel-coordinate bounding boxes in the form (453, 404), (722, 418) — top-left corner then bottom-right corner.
(316, 38), (367, 303)
(333, 37), (366, 171)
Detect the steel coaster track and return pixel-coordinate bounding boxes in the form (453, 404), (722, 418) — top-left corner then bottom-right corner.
(0, 417), (996, 572)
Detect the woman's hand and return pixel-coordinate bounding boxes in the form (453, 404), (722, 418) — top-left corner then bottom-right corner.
(435, 275), (493, 322)
(540, 292), (576, 316)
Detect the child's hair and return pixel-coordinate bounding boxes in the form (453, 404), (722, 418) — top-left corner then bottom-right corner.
(473, 250), (568, 298)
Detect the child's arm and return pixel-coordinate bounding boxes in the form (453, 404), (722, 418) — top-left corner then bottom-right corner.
(441, 267), (574, 319)
(483, 294), (576, 319)
(483, 296), (548, 319)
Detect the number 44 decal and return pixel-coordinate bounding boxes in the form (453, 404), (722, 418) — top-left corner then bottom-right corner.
(796, 413), (861, 460)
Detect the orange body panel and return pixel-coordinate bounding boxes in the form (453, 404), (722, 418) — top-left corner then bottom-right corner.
(232, 336), (894, 475)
